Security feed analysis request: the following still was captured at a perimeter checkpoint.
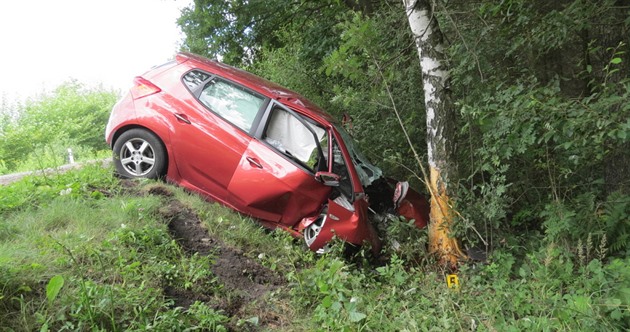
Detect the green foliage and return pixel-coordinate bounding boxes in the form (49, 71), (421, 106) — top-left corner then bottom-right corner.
(8, 141), (110, 175)
(178, 0), (344, 66)
(434, 0), (630, 255)
(45, 275), (64, 305)
(0, 163), (117, 215)
(224, 1), (630, 326)
(0, 169), (231, 330)
(176, 0), (630, 249)
(601, 193), (630, 253)
(2, 166), (630, 330)
(0, 81), (117, 172)
(320, 9), (426, 178)
(290, 257), (369, 330)
(380, 215), (430, 264)
(455, 74), (630, 249)
(284, 242), (630, 330)
(251, 29), (336, 110)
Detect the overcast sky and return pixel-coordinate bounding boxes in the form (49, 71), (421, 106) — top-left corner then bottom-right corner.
(0, 0), (190, 102)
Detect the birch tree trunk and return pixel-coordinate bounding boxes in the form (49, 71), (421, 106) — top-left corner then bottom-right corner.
(403, 0), (465, 267)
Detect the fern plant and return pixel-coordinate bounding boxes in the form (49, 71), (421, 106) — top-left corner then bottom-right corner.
(602, 192), (630, 254)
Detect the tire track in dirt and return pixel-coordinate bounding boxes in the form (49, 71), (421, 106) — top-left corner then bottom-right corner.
(147, 185), (286, 323)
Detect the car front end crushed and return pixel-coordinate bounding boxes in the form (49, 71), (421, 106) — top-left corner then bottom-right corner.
(295, 124), (429, 254)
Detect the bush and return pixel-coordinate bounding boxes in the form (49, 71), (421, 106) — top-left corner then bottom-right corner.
(0, 81), (117, 172)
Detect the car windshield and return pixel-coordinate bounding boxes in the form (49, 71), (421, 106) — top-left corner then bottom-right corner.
(335, 124), (382, 187)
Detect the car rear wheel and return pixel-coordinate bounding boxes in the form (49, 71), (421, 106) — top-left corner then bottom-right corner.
(113, 129), (167, 179)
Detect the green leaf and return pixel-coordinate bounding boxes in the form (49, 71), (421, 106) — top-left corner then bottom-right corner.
(572, 295), (591, 314)
(331, 301), (342, 312)
(618, 288), (630, 305)
(610, 57), (622, 64)
(243, 316), (259, 325)
(90, 190), (104, 199)
(349, 311), (367, 322)
(317, 280), (329, 292)
(46, 275), (65, 304)
(321, 295), (332, 308)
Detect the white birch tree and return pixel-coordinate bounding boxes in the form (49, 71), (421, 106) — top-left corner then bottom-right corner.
(403, 0), (465, 267)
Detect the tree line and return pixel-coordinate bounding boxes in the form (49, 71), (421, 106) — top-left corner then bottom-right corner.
(177, 0), (630, 258)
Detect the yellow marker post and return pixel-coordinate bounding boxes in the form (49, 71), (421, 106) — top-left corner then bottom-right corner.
(446, 274), (459, 290)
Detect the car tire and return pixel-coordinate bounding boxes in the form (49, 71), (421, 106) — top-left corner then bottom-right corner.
(304, 210), (330, 254)
(113, 129), (167, 179)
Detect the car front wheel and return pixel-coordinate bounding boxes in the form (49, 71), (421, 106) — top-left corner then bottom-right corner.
(304, 211), (331, 254)
(113, 129), (167, 179)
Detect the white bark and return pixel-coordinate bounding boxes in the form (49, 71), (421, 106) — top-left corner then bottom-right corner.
(403, 0), (451, 170)
(404, 0), (465, 266)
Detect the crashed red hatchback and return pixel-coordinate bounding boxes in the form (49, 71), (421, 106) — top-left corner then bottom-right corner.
(105, 52), (429, 253)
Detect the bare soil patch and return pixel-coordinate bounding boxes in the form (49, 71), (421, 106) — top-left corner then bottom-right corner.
(144, 183), (287, 329)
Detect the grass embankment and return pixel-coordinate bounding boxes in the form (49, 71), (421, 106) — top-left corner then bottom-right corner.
(1, 165), (628, 331)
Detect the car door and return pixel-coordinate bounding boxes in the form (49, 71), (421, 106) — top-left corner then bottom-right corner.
(228, 102), (330, 225)
(323, 132), (377, 246)
(301, 131), (381, 253)
(169, 70), (268, 203)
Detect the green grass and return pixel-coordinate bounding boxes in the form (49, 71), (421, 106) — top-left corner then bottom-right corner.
(1, 166), (629, 331)
(0, 167), (229, 330)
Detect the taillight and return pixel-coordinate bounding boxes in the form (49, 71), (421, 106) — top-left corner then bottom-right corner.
(130, 76), (161, 100)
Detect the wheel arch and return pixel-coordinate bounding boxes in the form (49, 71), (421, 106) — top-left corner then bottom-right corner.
(111, 125), (171, 177)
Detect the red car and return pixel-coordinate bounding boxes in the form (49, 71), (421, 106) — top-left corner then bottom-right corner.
(105, 52), (429, 253)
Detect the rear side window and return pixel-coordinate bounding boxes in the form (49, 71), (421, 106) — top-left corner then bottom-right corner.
(199, 79), (265, 132)
(183, 70), (210, 90)
(183, 70), (266, 133)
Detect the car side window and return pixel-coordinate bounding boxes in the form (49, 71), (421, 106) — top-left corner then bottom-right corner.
(197, 78), (265, 132)
(183, 70), (210, 91)
(264, 107), (327, 172)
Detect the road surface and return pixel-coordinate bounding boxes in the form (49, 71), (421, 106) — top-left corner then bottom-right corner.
(0, 160), (111, 186)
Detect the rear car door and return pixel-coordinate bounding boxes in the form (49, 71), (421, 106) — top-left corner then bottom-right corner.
(170, 70), (268, 202)
(228, 102), (330, 225)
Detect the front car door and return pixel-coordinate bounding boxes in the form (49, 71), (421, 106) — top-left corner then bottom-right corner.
(302, 127), (382, 253)
(228, 102), (330, 225)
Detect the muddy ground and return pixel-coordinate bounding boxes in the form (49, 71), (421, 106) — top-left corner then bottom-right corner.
(140, 183), (288, 330)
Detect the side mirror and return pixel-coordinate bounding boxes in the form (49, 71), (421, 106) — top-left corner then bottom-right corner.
(315, 171), (340, 187)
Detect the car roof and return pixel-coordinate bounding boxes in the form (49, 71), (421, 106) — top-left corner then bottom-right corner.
(175, 52), (335, 124)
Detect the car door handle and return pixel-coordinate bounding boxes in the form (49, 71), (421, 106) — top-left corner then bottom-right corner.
(246, 157), (263, 169)
(174, 113), (191, 124)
